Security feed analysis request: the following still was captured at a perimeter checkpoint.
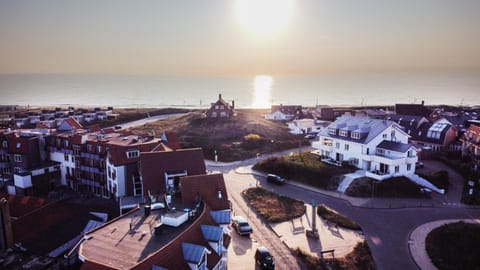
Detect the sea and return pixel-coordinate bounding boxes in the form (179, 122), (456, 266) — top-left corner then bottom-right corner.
(0, 72), (479, 109)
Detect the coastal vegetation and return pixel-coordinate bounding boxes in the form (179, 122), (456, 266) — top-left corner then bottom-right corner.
(242, 187), (305, 223)
(345, 177), (429, 198)
(426, 221), (480, 270)
(317, 204), (361, 231)
(253, 152), (356, 190)
(295, 241), (376, 270)
(131, 109), (305, 162)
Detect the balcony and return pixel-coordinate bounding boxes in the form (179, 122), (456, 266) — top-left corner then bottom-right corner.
(320, 157), (342, 167)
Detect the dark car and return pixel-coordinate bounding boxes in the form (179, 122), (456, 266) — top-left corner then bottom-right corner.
(266, 174), (285, 185)
(232, 215), (252, 236)
(255, 246), (275, 269)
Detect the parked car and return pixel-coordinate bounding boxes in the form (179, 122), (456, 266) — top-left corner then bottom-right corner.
(255, 246), (275, 270)
(266, 174), (285, 185)
(232, 215), (252, 236)
(304, 133), (316, 139)
(415, 162), (425, 169)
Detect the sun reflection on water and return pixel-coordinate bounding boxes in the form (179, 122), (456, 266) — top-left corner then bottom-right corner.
(252, 75), (272, 108)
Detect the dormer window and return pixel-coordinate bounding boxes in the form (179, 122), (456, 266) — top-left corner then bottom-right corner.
(328, 128), (336, 135)
(127, 150), (140, 158)
(339, 130), (348, 137)
(351, 132), (360, 139)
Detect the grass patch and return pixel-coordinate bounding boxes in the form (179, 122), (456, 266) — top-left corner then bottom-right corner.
(426, 221), (480, 270)
(317, 205), (361, 231)
(294, 241), (376, 270)
(131, 109), (305, 162)
(242, 187), (305, 223)
(253, 152), (356, 190)
(345, 177), (429, 198)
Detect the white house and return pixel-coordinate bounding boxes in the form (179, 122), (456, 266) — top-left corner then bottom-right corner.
(287, 118), (329, 135)
(312, 116), (444, 193)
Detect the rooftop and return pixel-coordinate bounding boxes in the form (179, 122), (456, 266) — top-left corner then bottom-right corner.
(79, 203), (204, 270)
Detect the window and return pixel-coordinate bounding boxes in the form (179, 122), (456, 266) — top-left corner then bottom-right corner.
(112, 169), (116, 180)
(335, 142), (340, 149)
(64, 140), (69, 147)
(351, 132), (360, 139)
(64, 154), (69, 161)
(215, 105), (219, 109)
(127, 150), (140, 158)
(2, 141), (7, 148)
(97, 145), (102, 153)
(108, 167), (111, 178)
(71, 156), (75, 162)
(212, 112), (217, 117)
(328, 128), (336, 135)
(87, 144), (93, 152)
(382, 133), (387, 139)
(395, 166), (399, 173)
(14, 167), (21, 173)
(345, 144), (350, 151)
(14, 154), (22, 162)
(56, 138), (61, 147)
(339, 130), (348, 137)
(220, 105), (224, 109)
(73, 147), (80, 156)
(407, 164), (412, 171)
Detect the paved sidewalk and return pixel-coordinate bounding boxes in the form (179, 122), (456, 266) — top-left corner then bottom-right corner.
(408, 219), (480, 270)
(270, 204), (365, 258)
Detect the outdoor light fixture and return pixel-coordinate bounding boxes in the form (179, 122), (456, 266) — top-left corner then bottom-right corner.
(217, 190), (222, 199)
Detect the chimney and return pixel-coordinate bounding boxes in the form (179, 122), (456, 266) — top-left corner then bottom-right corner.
(421, 100), (424, 105)
(0, 198), (14, 250)
(232, 100), (235, 109)
(219, 93), (222, 100)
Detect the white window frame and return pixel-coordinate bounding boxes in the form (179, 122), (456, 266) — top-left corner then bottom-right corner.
(127, 150), (140, 159)
(14, 154), (22, 162)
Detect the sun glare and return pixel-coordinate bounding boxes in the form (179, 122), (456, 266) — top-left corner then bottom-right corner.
(252, 75), (273, 108)
(235, 0), (293, 37)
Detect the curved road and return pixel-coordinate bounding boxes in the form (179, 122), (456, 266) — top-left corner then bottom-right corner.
(207, 152), (480, 270)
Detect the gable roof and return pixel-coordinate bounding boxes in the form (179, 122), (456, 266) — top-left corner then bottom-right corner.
(57, 117), (83, 132)
(210, 209), (231, 225)
(320, 116), (400, 144)
(182, 242), (207, 264)
(377, 140), (414, 153)
(200, 225), (223, 242)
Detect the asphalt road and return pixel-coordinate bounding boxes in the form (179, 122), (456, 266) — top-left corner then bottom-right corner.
(207, 154), (480, 270)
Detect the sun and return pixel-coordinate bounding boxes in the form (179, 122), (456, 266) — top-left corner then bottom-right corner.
(235, 0), (293, 37)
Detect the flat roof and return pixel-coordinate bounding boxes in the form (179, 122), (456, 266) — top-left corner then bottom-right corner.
(79, 203), (201, 270)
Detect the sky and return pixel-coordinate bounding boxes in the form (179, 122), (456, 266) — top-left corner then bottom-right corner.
(0, 0), (479, 76)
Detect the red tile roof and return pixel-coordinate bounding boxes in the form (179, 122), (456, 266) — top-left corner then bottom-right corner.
(64, 117), (83, 130)
(180, 174), (230, 211)
(139, 149), (207, 195)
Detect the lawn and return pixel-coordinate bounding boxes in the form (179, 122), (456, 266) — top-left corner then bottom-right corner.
(242, 187), (306, 223)
(253, 152), (356, 190)
(131, 109), (305, 161)
(345, 177), (429, 198)
(426, 221), (480, 270)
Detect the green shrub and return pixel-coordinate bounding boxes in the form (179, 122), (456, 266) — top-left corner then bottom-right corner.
(426, 221), (480, 270)
(317, 205), (361, 230)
